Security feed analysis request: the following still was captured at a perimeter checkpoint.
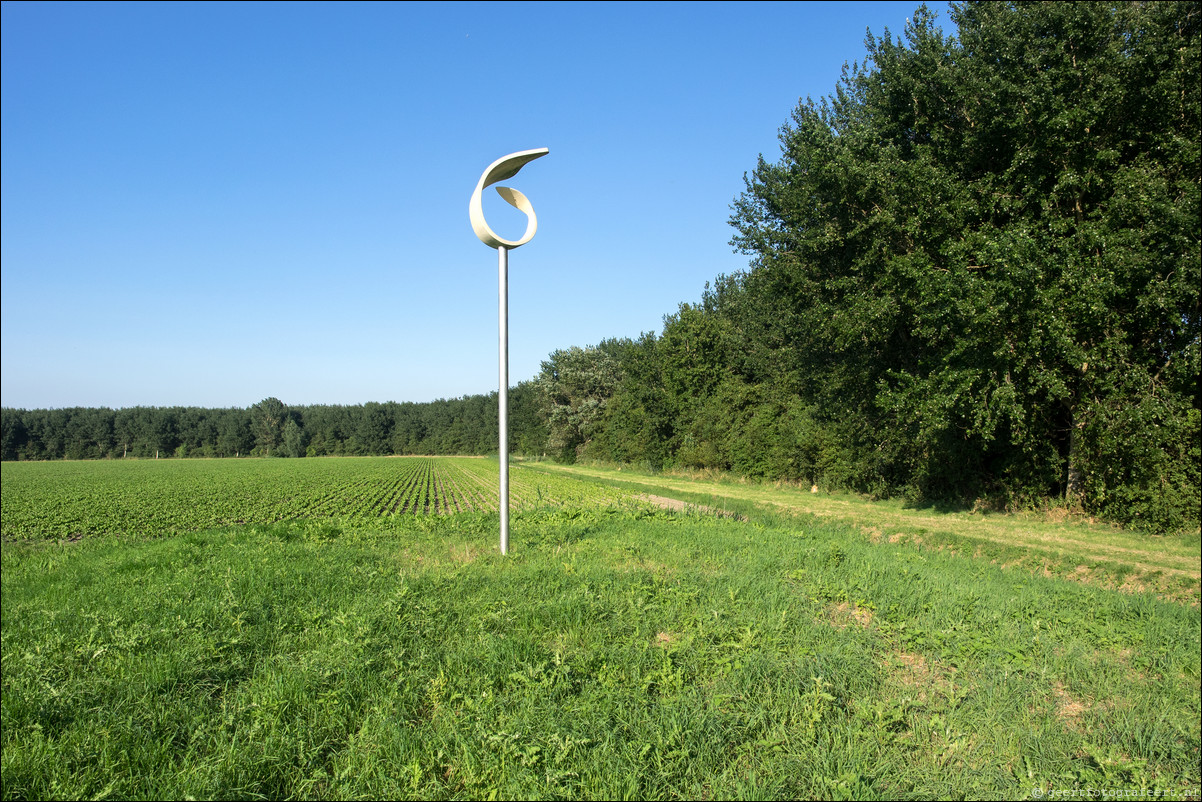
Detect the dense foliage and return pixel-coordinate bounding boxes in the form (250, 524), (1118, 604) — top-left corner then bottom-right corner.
(0, 383), (549, 461)
(539, 1), (1200, 532)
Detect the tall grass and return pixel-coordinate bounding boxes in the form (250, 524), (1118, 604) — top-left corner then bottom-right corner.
(3, 508), (1199, 800)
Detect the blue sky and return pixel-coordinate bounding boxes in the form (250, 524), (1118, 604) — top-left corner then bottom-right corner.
(2, 0), (950, 410)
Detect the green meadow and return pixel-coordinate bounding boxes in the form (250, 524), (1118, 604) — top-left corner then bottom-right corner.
(526, 462), (1202, 605)
(1, 458), (1199, 800)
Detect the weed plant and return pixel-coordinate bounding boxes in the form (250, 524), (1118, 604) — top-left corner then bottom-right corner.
(2, 508), (1199, 800)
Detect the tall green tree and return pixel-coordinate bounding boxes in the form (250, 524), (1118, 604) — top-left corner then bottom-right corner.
(282, 417), (307, 458)
(216, 409), (253, 457)
(0, 410), (27, 461)
(537, 344), (623, 462)
(729, 1), (1200, 527)
(658, 304), (731, 412)
(593, 333), (676, 469)
(251, 397), (288, 457)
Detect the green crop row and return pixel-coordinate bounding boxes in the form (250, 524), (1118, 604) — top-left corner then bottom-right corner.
(0, 457), (642, 540)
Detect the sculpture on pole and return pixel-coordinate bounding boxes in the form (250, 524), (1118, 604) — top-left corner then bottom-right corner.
(469, 148), (549, 555)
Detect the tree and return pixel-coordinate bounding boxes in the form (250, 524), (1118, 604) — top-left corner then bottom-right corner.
(355, 402), (392, 455)
(251, 397), (288, 457)
(216, 409), (253, 457)
(282, 417), (308, 458)
(136, 408), (179, 458)
(592, 333), (676, 469)
(0, 410), (28, 461)
(510, 381), (549, 456)
(536, 344), (623, 461)
(658, 304), (731, 410)
(729, 2), (1200, 527)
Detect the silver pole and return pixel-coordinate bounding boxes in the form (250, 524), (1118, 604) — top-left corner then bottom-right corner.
(499, 245), (509, 555)
(470, 147), (547, 556)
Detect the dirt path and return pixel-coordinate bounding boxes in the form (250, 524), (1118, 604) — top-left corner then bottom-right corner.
(637, 494), (746, 520)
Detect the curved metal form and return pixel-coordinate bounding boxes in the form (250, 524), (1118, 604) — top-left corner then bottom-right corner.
(469, 147), (549, 249)
(468, 148), (549, 556)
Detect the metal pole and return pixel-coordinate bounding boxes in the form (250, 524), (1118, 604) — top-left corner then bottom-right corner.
(499, 245), (509, 555)
(471, 148), (546, 556)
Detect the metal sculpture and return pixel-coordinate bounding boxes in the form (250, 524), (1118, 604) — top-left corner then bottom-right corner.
(469, 147), (549, 555)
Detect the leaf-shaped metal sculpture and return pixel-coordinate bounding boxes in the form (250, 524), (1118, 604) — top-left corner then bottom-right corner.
(468, 148), (549, 557)
(469, 148), (549, 249)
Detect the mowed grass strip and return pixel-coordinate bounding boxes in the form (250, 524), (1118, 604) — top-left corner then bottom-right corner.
(2, 509), (1198, 800)
(527, 463), (1202, 603)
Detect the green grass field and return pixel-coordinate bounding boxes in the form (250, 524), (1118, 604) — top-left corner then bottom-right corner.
(525, 462), (1202, 605)
(2, 457), (1199, 800)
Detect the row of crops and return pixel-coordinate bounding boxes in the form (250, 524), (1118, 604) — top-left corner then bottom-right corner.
(0, 457), (642, 540)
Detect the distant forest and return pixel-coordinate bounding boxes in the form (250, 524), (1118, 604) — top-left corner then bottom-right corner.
(3, 3), (1198, 533)
(1, 385), (548, 462)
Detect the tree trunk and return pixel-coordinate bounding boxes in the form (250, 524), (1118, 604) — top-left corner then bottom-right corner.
(1065, 417), (1084, 507)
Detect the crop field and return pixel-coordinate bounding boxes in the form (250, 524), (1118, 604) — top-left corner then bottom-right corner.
(0, 457), (639, 540)
(2, 457), (1199, 800)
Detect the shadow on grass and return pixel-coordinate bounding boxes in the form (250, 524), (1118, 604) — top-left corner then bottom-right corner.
(900, 497), (979, 515)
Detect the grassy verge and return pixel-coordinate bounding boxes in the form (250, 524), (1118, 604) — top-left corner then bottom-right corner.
(3, 509), (1198, 800)
(524, 463), (1202, 604)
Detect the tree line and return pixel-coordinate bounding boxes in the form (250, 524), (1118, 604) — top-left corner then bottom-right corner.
(3, 3), (1197, 533)
(1, 384), (548, 462)
(535, 2), (1200, 533)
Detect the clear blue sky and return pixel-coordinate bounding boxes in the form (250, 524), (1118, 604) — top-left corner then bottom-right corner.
(2, 0), (950, 410)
